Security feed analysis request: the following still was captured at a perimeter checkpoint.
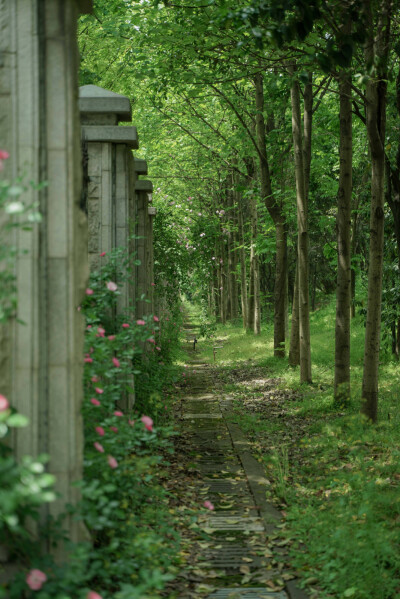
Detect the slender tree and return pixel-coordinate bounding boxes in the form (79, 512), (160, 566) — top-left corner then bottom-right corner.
(334, 26), (353, 403)
(290, 65), (312, 383)
(361, 0), (391, 421)
(254, 72), (288, 354)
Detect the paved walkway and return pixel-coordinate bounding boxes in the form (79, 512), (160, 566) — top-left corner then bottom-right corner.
(176, 327), (307, 599)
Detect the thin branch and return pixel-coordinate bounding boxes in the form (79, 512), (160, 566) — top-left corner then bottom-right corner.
(210, 83), (262, 162)
(154, 105), (248, 178)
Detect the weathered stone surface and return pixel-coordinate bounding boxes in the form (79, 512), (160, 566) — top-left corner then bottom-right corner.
(88, 201), (100, 252)
(79, 84), (131, 121)
(82, 125), (138, 147)
(88, 177), (100, 199)
(0, 0), (90, 555)
(135, 179), (153, 192)
(134, 158), (148, 175)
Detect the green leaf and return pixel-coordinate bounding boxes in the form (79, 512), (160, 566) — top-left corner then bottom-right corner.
(344, 588), (357, 597)
(7, 413), (29, 427)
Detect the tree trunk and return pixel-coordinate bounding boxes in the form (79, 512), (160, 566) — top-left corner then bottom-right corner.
(219, 239), (226, 324)
(254, 251), (261, 335)
(290, 67), (312, 383)
(289, 262), (300, 366)
(249, 191), (260, 334)
(254, 72), (286, 350)
(274, 221), (287, 356)
(361, 0), (391, 422)
(238, 193), (248, 328)
(248, 243), (255, 331)
(228, 177), (239, 320)
(289, 73), (312, 363)
(334, 66), (353, 404)
(214, 264), (220, 320)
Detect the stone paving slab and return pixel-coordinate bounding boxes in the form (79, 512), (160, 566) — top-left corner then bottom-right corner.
(185, 393), (217, 401)
(198, 463), (244, 475)
(200, 516), (265, 532)
(183, 413), (223, 419)
(207, 590), (287, 599)
(200, 480), (249, 494)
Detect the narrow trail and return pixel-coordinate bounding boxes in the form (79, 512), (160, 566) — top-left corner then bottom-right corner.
(173, 323), (308, 599)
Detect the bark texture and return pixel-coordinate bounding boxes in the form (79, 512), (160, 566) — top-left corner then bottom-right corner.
(289, 263), (300, 366)
(334, 68), (352, 403)
(290, 69), (312, 383)
(361, 0), (391, 422)
(254, 72), (287, 352)
(238, 193), (248, 328)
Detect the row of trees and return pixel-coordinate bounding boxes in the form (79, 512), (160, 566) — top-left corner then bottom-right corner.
(79, 0), (399, 421)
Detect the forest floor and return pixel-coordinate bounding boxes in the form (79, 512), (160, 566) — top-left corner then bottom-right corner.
(164, 301), (400, 599)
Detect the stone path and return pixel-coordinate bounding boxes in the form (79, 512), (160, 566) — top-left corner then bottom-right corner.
(177, 327), (307, 599)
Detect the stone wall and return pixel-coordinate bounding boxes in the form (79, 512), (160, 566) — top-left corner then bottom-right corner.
(0, 0), (92, 551)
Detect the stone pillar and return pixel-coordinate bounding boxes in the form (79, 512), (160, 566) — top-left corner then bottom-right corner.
(134, 180), (155, 318)
(0, 0), (92, 550)
(79, 85), (138, 310)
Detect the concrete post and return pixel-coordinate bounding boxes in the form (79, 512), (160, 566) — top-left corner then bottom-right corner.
(135, 180), (155, 319)
(79, 85), (138, 311)
(0, 0), (92, 552)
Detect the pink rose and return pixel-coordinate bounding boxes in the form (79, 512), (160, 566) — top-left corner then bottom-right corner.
(106, 281), (117, 292)
(84, 357), (93, 363)
(0, 394), (10, 412)
(95, 387), (103, 394)
(141, 415), (153, 432)
(26, 569), (47, 591)
(95, 426), (105, 436)
(88, 592), (103, 599)
(153, 316), (159, 322)
(147, 338), (155, 344)
(108, 335), (116, 341)
(114, 410), (123, 417)
(122, 323), (129, 329)
(110, 426), (118, 433)
(136, 319), (145, 325)
(99, 252), (106, 257)
(203, 500), (214, 511)
(107, 455), (118, 469)
(112, 357), (120, 368)
(0, 150), (10, 160)
(90, 398), (101, 406)
(94, 442), (104, 453)
(86, 288), (94, 296)
(97, 327), (105, 338)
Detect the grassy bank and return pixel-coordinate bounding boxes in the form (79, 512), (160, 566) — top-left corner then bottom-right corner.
(190, 299), (400, 599)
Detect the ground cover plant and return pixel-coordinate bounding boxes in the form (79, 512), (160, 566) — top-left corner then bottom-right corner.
(192, 297), (400, 599)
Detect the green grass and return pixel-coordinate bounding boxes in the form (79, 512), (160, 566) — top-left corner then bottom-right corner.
(189, 297), (400, 599)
